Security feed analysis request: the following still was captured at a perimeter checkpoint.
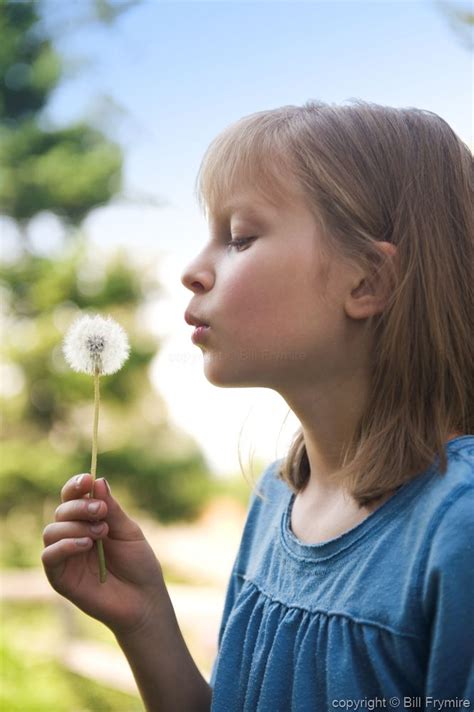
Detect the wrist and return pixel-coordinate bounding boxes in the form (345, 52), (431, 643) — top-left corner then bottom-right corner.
(113, 574), (177, 642)
(111, 575), (212, 712)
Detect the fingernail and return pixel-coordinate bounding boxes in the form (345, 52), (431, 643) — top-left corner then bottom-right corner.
(104, 479), (111, 495)
(75, 474), (87, 488)
(76, 537), (91, 547)
(90, 523), (104, 534)
(88, 502), (100, 514)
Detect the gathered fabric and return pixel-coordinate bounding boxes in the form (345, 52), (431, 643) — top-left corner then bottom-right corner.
(210, 437), (474, 711)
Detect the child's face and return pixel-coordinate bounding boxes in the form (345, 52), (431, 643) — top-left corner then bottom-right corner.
(181, 187), (369, 393)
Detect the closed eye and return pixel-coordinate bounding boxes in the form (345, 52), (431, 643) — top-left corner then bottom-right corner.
(227, 237), (257, 252)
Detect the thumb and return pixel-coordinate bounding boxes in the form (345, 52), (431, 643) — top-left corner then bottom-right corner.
(93, 478), (144, 541)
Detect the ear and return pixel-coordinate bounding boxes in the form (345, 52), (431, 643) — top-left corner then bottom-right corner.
(344, 242), (397, 320)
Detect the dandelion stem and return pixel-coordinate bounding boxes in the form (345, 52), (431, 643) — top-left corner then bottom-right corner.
(90, 365), (107, 583)
(91, 367), (100, 481)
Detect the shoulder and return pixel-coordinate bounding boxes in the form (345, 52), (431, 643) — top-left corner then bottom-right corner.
(418, 438), (474, 612)
(244, 457), (291, 530)
(411, 436), (474, 525)
(426, 478), (474, 563)
(250, 458), (291, 505)
(434, 435), (474, 488)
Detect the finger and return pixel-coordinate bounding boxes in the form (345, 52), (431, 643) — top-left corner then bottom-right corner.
(61, 473), (93, 503)
(55, 498), (107, 523)
(41, 537), (94, 580)
(94, 478), (144, 541)
(43, 520), (109, 546)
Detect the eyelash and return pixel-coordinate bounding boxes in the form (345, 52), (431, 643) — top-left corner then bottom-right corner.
(227, 237), (256, 251)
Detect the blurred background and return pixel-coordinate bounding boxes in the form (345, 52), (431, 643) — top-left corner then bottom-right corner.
(0, 0), (472, 709)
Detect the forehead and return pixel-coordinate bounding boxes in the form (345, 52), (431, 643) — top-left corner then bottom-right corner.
(212, 196), (277, 224)
(207, 176), (313, 228)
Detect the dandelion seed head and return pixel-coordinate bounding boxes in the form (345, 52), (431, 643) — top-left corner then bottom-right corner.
(63, 314), (130, 375)
(87, 335), (105, 356)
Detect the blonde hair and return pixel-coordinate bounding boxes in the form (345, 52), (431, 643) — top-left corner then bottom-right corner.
(195, 100), (473, 507)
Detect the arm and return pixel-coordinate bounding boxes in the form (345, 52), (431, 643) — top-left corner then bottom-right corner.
(114, 584), (212, 712)
(41, 474), (212, 712)
(421, 486), (474, 703)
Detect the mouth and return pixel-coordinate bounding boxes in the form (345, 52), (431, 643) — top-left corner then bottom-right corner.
(191, 324), (210, 344)
(184, 310), (210, 328)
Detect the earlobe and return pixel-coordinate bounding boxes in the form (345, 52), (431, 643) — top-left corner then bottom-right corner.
(345, 242), (397, 320)
(346, 280), (383, 320)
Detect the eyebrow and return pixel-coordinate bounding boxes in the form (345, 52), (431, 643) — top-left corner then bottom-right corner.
(213, 202), (273, 224)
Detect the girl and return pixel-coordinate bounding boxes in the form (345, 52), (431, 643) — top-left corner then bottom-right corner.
(42, 100), (473, 711)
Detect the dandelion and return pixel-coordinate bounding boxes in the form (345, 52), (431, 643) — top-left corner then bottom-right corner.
(63, 314), (130, 376)
(63, 314), (130, 583)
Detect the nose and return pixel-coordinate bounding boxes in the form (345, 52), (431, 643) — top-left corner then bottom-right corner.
(180, 257), (213, 293)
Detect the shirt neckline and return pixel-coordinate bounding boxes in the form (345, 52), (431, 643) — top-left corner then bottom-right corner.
(279, 435), (473, 563)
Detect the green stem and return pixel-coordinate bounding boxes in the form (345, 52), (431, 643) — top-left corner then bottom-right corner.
(90, 365), (107, 583)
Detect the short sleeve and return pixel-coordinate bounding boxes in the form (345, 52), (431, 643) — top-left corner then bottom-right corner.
(421, 486), (474, 702)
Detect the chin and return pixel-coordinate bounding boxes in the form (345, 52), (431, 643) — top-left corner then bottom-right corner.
(201, 351), (265, 388)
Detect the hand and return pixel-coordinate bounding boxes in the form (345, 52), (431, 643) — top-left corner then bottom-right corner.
(42, 473), (167, 636)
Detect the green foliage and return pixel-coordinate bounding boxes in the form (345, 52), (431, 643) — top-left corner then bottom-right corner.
(0, 1), (217, 706)
(2, 640), (76, 712)
(0, 239), (158, 427)
(0, 439), (82, 509)
(0, 0), (62, 120)
(0, 239), (214, 531)
(0, 0), (122, 224)
(103, 449), (214, 523)
(0, 0), (215, 545)
(1, 602), (143, 711)
(0, 121), (122, 222)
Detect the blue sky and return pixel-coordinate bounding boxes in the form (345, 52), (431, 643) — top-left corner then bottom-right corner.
(48, 0), (472, 212)
(34, 0), (473, 476)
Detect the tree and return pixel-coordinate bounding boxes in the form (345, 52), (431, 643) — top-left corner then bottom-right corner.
(0, 0), (122, 225)
(0, 0), (213, 567)
(434, 1), (473, 51)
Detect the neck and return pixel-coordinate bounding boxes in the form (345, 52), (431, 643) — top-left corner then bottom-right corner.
(280, 367), (464, 507)
(280, 365), (370, 500)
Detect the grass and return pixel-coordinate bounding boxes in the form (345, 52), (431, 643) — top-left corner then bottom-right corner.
(2, 641), (144, 712)
(1, 601), (143, 712)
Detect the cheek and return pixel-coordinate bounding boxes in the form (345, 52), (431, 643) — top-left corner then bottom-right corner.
(220, 260), (284, 331)
(227, 278), (277, 325)
(220, 256), (317, 350)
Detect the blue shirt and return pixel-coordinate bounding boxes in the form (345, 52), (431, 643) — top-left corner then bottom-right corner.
(210, 436), (474, 711)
